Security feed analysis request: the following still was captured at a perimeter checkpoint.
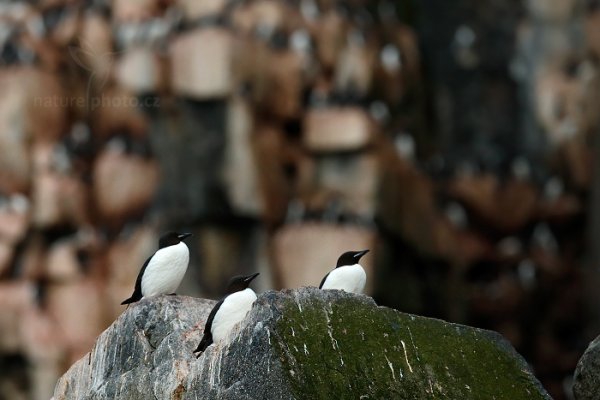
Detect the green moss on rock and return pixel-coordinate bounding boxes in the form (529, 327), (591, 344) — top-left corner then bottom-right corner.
(53, 289), (549, 399)
(271, 290), (549, 400)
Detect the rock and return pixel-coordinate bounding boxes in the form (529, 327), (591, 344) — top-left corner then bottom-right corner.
(42, 3), (80, 47)
(177, 0), (228, 21)
(46, 240), (83, 281)
(303, 107), (374, 152)
(314, 11), (348, 70)
(53, 288), (550, 399)
(447, 173), (539, 234)
(92, 148), (159, 225)
(333, 33), (376, 97)
(169, 28), (234, 99)
(148, 98), (230, 221)
(0, 241), (14, 277)
(222, 97), (263, 217)
(45, 278), (107, 363)
(115, 47), (165, 94)
(0, 282), (36, 352)
(53, 295), (215, 400)
(587, 8), (600, 59)
(0, 194), (30, 244)
(77, 13), (113, 87)
(296, 151), (380, 218)
(112, 0), (162, 23)
(89, 88), (149, 139)
(20, 306), (66, 400)
(373, 25), (421, 106)
(527, 0), (578, 22)
(573, 335), (600, 400)
(230, 0), (291, 35)
(252, 124), (291, 226)
(254, 48), (306, 119)
(30, 158), (90, 229)
(0, 70), (33, 193)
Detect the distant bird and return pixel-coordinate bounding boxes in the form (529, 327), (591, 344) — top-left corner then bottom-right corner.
(194, 273), (260, 356)
(121, 232), (192, 305)
(319, 250), (369, 294)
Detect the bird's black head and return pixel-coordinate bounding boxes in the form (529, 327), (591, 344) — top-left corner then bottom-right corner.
(336, 249), (369, 268)
(226, 272), (260, 294)
(158, 232), (192, 249)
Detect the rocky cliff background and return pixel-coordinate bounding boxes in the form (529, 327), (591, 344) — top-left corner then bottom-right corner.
(0, 0), (599, 399)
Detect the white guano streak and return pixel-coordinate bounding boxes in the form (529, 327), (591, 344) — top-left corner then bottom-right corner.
(401, 340), (413, 373)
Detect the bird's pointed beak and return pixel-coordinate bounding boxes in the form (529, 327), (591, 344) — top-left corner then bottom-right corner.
(244, 272), (260, 283)
(178, 233), (192, 241)
(353, 249), (370, 261)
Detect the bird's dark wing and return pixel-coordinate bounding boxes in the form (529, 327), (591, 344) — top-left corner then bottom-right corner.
(194, 298), (224, 355)
(120, 255), (152, 305)
(318, 271), (331, 289)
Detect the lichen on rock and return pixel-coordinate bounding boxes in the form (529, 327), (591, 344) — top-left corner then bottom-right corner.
(573, 334), (600, 400)
(53, 288), (550, 399)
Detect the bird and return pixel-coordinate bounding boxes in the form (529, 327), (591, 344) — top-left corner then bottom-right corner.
(121, 231), (192, 305)
(194, 272), (260, 356)
(319, 249), (369, 293)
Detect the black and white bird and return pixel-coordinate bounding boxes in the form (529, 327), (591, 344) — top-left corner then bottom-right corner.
(319, 250), (369, 293)
(194, 272), (260, 356)
(121, 232), (192, 305)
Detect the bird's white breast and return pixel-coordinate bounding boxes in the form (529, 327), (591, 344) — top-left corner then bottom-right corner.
(141, 242), (189, 297)
(211, 288), (257, 343)
(321, 264), (366, 294)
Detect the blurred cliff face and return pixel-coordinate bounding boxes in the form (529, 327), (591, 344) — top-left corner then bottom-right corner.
(0, 0), (598, 399)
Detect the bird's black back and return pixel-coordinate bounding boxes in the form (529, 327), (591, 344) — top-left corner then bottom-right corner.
(194, 297), (224, 354)
(318, 271), (330, 289)
(120, 254), (152, 305)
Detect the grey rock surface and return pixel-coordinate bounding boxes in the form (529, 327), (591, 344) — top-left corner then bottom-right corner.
(574, 334), (600, 400)
(53, 288), (550, 399)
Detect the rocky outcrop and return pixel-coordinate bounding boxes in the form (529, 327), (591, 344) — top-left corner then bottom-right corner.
(53, 288), (550, 399)
(573, 335), (600, 400)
